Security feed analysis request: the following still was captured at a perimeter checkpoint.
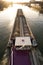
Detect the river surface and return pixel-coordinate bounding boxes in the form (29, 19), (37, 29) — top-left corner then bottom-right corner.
(0, 4), (43, 63)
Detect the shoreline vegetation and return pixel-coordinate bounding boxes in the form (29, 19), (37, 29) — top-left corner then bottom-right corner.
(30, 4), (43, 14)
(0, 1), (13, 11)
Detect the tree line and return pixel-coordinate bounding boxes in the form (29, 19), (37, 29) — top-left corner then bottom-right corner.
(0, 1), (11, 11)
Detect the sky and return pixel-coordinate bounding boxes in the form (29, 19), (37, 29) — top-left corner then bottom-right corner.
(3, 0), (31, 2)
(3, 0), (41, 3)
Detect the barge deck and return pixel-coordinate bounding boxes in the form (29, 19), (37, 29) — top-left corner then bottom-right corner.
(7, 9), (42, 65)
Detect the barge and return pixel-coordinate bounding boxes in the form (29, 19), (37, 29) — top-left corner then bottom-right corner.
(7, 9), (43, 65)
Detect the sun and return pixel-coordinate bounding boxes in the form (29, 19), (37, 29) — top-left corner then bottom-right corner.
(4, 0), (30, 3)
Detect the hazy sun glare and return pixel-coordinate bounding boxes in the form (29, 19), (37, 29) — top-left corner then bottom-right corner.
(4, 0), (30, 2)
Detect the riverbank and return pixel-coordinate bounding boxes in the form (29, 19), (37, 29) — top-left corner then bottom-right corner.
(30, 4), (43, 11)
(0, 1), (12, 11)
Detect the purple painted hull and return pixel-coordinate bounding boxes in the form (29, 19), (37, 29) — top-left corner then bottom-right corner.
(13, 49), (31, 65)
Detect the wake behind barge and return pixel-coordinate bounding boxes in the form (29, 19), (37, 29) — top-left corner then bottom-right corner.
(7, 9), (43, 65)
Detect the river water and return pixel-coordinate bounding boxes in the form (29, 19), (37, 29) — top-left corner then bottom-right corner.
(0, 4), (43, 63)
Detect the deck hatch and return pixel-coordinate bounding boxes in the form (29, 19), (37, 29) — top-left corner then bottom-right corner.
(15, 37), (32, 46)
